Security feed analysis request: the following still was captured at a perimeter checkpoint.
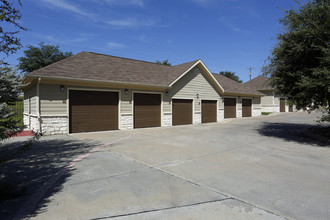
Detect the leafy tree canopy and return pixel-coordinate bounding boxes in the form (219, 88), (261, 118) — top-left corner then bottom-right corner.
(18, 42), (73, 73)
(219, 71), (242, 83)
(0, 66), (24, 141)
(263, 0), (330, 122)
(156, 59), (171, 66)
(0, 0), (28, 62)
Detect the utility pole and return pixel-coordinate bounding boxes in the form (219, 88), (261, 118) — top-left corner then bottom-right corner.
(247, 67), (254, 81)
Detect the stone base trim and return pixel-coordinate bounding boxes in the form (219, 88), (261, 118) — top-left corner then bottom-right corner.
(40, 116), (68, 135)
(163, 113), (172, 127)
(237, 109), (242, 118)
(261, 106), (280, 113)
(194, 112), (201, 124)
(120, 115), (133, 129)
(253, 108), (262, 117)
(218, 109), (224, 121)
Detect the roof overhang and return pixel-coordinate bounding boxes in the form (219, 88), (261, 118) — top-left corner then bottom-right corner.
(24, 75), (171, 90)
(224, 91), (263, 97)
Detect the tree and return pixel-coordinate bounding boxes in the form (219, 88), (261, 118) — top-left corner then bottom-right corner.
(219, 71), (242, 83)
(263, 0), (330, 122)
(18, 42), (73, 73)
(0, 0), (28, 62)
(0, 66), (24, 141)
(156, 59), (171, 66)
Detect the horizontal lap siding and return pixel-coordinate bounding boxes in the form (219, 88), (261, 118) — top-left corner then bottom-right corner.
(39, 84), (133, 115)
(168, 67), (221, 113)
(253, 97), (261, 108)
(40, 84), (67, 115)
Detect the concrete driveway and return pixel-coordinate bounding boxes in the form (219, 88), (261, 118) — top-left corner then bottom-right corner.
(26, 112), (329, 219)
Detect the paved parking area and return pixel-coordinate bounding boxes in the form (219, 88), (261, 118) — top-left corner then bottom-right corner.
(11, 112), (330, 220)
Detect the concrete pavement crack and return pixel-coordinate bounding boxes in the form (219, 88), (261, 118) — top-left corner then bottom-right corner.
(89, 197), (232, 219)
(110, 151), (290, 220)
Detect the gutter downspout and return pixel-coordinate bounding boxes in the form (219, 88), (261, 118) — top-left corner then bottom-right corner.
(36, 78), (41, 133)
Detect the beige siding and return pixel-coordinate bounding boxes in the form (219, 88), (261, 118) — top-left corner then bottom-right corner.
(24, 85), (37, 115)
(40, 84), (67, 115)
(237, 97), (242, 110)
(24, 85), (37, 114)
(30, 96), (37, 115)
(167, 67), (221, 113)
(39, 83), (136, 115)
(253, 97), (261, 108)
(260, 91), (273, 105)
(23, 89), (31, 114)
(121, 90), (132, 114)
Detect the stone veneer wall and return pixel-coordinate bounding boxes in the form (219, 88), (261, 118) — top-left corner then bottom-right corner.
(253, 108), (262, 117)
(237, 109), (242, 118)
(261, 106), (280, 113)
(163, 113), (172, 127)
(120, 114), (133, 129)
(30, 116), (39, 132)
(40, 116), (68, 135)
(218, 109), (224, 121)
(23, 114), (29, 128)
(194, 112), (201, 124)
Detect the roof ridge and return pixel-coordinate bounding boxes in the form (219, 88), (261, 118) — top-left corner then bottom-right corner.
(85, 51), (173, 68)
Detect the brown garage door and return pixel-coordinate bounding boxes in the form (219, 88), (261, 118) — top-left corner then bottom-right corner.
(202, 100), (217, 123)
(69, 90), (118, 133)
(224, 98), (236, 118)
(242, 99), (252, 117)
(280, 98), (286, 112)
(172, 99), (193, 126)
(134, 93), (161, 128)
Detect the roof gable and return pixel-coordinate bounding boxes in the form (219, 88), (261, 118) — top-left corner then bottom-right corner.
(169, 60), (225, 93)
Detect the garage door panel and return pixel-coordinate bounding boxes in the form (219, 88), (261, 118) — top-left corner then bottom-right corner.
(172, 99), (193, 126)
(134, 93), (161, 128)
(242, 99), (252, 117)
(224, 98), (236, 119)
(202, 100), (217, 123)
(69, 91), (118, 133)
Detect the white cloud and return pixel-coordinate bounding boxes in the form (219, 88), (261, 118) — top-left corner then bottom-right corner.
(102, 0), (144, 7)
(219, 16), (249, 33)
(41, 0), (95, 18)
(106, 18), (156, 28)
(32, 33), (89, 45)
(106, 42), (124, 49)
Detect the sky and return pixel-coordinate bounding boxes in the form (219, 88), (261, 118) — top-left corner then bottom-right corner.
(4, 0), (299, 83)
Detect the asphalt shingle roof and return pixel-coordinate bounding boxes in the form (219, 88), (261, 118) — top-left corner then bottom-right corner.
(212, 74), (263, 96)
(26, 51), (262, 96)
(243, 75), (274, 91)
(27, 51), (199, 87)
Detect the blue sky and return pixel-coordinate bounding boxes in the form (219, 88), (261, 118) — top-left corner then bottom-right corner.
(5, 0), (298, 82)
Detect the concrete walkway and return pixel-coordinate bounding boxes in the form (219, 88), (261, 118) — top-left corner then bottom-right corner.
(2, 112), (329, 219)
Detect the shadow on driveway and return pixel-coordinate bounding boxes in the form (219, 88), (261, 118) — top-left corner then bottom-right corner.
(0, 135), (99, 220)
(257, 122), (330, 147)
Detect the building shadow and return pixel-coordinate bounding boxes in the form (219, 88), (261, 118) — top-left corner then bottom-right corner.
(257, 122), (329, 147)
(0, 136), (100, 220)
